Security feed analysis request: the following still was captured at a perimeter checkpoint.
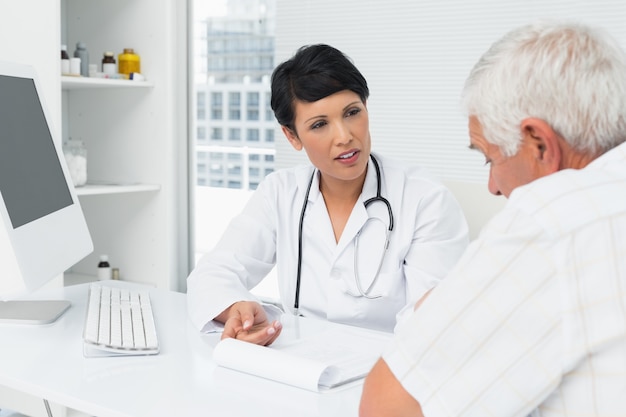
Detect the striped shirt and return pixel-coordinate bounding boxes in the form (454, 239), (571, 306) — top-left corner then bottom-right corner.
(384, 141), (626, 417)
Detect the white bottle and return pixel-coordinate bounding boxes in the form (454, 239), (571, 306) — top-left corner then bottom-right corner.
(61, 44), (70, 75)
(97, 255), (112, 281)
(69, 57), (81, 76)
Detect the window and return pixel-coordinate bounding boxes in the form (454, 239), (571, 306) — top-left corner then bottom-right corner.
(211, 108), (223, 120)
(247, 128), (260, 142)
(227, 153), (242, 162)
(210, 92), (223, 120)
(211, 92), (222, 106)
(210, 127), (223, 141)
(228, 92), (240, 120)
(197, 91), (206, 120)
(210, 164), (223, 174)
(264, 92), (274, 121)
(247, 108), (259, 121)
(197, 126), (206, 143)
(247, 92), (260, 120)
(247, 92), (259, 105)
(228, 128), (241, 141)
(192, 0), (279, 289)
(229, 109), (241, 120)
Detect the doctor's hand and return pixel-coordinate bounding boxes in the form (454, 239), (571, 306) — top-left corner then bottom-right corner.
(218, 301), (282, 346)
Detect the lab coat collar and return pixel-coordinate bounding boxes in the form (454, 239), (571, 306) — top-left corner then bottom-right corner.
(296, 154), (387, 256)
(295, 163), (318, 203)
(296, 153), (381, 206)
(296, 164), (336, 252)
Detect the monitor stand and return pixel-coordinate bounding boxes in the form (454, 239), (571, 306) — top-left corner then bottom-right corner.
(0, 300), (71, 325)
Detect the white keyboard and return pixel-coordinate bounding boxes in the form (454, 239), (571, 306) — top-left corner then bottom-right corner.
(83, 283), (159, 356)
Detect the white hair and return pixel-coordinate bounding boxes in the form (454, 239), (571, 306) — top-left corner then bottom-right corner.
(462, 21), (626, 157)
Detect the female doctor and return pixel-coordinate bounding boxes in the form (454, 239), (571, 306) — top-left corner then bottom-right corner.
(186, 44), (469, 346)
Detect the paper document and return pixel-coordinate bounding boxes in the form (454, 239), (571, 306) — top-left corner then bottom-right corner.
(212, 325), (391, 391)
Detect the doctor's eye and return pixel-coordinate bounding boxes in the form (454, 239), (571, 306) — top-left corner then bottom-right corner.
(310, 120), (328, 130)
(345, 107), (362, 118)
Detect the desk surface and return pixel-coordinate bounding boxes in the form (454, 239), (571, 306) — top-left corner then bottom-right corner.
(0, 282), (386, 417)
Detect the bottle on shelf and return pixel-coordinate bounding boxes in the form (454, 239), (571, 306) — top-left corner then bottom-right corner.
(118, 48), (140, 78)
(102, 51), (117, 75)
(69, 57), (81, 76)
(97, 255), (112, 281)
(73, 41), (89, 77)
(61, 44), (70, 75)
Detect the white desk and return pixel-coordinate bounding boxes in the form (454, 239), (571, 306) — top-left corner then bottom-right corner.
(0, 282), (386, 417)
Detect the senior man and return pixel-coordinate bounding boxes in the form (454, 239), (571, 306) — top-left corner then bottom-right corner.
(360, 21), (626, 417)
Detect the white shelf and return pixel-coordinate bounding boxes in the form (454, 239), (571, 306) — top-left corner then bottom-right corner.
(61, 75), (154, 90)
(74, 183), (160, 196)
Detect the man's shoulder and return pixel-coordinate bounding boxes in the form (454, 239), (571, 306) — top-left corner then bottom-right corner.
(508, 161), (626, 235)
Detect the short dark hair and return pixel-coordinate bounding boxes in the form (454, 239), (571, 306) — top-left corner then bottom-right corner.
(270, 44), (369, 131)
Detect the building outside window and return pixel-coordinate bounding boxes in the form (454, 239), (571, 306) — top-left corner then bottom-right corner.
(193, 0), (278, 283)
(193, 0), (276, 192)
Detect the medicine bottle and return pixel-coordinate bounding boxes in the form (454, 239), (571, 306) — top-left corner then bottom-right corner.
(102, 51), (116, 75)
(73, 42), (90, 77)
(118, 48), (140, 77)
(61, 44), (70, 75)
(97, 255), (112, 281)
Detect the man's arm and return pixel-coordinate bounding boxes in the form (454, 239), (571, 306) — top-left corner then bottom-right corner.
(359, 358), (424, 417)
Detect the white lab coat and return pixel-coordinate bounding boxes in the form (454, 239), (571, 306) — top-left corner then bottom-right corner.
(187, 153), (469, 333)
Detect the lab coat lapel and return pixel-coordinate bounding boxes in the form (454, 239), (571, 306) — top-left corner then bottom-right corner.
(334, 159), (379, 256)
(302, 170), (337, 252)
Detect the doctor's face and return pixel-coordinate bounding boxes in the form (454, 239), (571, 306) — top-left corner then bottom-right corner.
(282, 90), (371, 185)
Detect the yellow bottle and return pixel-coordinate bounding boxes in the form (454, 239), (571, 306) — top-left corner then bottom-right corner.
(118, 48), (140, 78)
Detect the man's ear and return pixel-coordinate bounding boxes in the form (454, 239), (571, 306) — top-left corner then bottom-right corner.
(281, 126), (303, 151)
(520, 118), (561, 173)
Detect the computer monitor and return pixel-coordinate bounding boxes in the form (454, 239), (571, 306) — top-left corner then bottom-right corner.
(0, 61), (93, 324)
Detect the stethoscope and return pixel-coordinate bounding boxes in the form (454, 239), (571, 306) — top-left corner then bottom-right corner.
(294, 154), (394, 315)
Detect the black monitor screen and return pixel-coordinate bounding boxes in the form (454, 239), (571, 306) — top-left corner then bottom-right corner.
(0, 75), (73, 229)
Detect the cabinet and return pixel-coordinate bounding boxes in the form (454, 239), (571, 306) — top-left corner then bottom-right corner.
(60, 0), (188, 291)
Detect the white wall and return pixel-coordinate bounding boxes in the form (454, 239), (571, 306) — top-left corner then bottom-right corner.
(0, 1), (60, 127)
